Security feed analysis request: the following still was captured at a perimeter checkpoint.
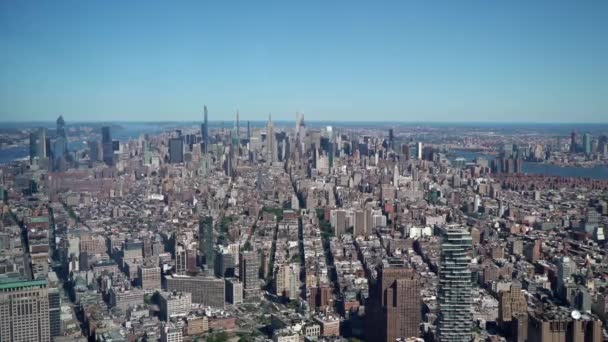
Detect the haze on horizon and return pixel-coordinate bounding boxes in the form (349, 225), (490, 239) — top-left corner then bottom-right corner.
(1, 1), (607, 123)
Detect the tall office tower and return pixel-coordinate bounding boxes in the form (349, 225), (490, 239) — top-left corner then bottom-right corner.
(266, 114), (277, 163)
(199, 216), (214, 268)
(29, 132), (38, 160)
(203, 105), (209, 152)
(169, 137), (184, 163)
(583, 133), (591, 155)
(48, 287), (61, 337)
(55, 115), (68, 154)
(0, 279), (50, 342)
(401, 143), (410, 160)
(437, 228), (473, 342)
(236, 110), (240, 140)
(388, 128), (394, 150)
(367, 262), (421, 342)
(101, 126), (114, 166)
(570, 130), (578, 153)
(240, 251), (260, 297)
(247, 120), (251, 141)
(417, 142), (423, 160)
(38, 127), (48, 159)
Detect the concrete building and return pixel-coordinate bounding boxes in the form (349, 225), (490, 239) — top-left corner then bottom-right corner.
(274, 263), (300, 300)
(498, 282), (527, 330)
(0, 279), (50, 342)
(108, 287), (144, 311)
(165, 275), (225, 309)
(138, 263), (161, 290)
(159, 291), (191, 321)
(160, 322), (183, 342)
(240, 250), (260, 298)
(225, 278), (243, 304)
(527, 309), (602, 342)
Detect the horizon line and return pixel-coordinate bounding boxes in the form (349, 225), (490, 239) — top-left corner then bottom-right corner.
(2, 119), (608, 125)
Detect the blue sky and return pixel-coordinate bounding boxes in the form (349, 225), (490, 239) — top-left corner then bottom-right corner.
(1, 1), (607, 122)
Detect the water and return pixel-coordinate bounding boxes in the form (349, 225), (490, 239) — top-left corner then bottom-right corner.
(0, 146), (28, 164)
(451, 150), (608, 180)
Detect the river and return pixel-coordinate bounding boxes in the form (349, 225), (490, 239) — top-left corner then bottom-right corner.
(451, 150), (608, 180)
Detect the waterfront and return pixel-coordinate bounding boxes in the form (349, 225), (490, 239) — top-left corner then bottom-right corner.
(452, 150), (608, 180)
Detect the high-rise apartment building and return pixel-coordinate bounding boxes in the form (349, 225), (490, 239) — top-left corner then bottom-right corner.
(0, 279), (50, 342)
(437, 228), (473, 342)
(274, 263), (300, 300)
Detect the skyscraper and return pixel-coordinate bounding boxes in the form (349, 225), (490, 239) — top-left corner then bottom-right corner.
(38, 127), (48, 159)
(102, 126), (114, 166)
(417, 142), (423, 160)
(203, 105), (208, 152)
(199, 216), (214, 268)
(0, 279), (51, 342)
(570, 130), (578, 153)
(437, 228), (473, 342)
(55, 115), (68, 157)
(266, 114), (277, 163)
(240, 250), (260, 298)
(48, 288), (61, 337)
(583, 133), (591, 155)
(367, 262), (421, 342)
(236, 110), (240, 140)
(169, 137), (184, 163)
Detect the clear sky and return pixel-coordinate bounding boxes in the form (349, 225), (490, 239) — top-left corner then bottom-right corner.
(1, 1), (607, 122)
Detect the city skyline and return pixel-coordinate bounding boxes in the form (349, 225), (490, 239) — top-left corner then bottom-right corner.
(1, 1), (607, 122)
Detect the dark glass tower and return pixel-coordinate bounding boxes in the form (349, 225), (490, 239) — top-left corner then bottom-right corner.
(102, 126), (114, 166)
(199, 216), (214, 268)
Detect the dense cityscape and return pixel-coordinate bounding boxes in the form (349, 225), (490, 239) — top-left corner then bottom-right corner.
(2, 1), (608, 341)
(0, 111), (607, 342)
